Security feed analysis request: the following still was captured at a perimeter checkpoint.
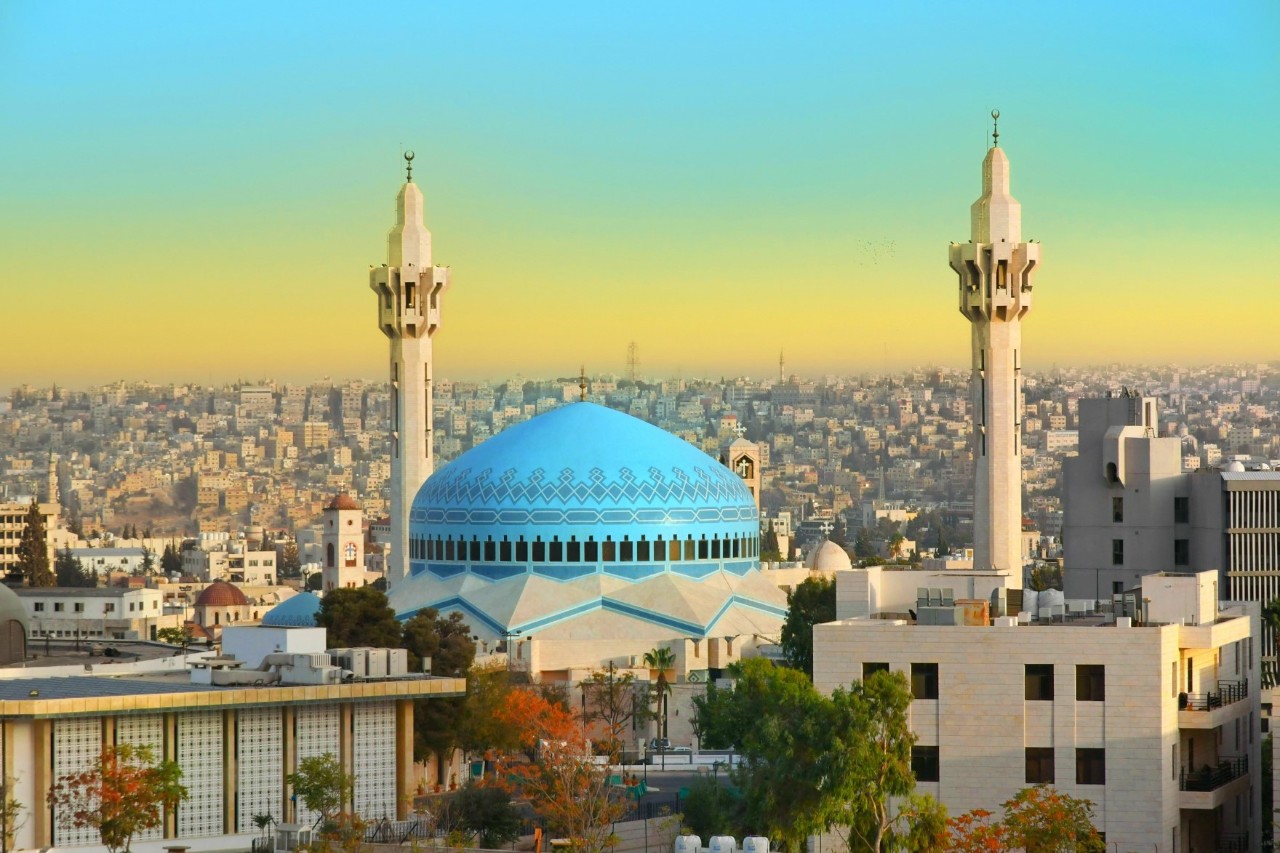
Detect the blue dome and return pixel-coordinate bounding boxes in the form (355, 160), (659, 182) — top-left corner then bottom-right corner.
(407, 402), (760, 584)
(261, 592), (321, 628)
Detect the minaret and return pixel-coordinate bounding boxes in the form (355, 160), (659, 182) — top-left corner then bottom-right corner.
(369, 152), (450, 587)
(948, 111), (1040, 579)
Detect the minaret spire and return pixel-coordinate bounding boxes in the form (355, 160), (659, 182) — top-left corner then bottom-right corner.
(371, 153), (451, 588)
(948, 112), (1041, 580)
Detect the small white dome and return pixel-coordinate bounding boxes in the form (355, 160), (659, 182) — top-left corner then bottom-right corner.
(1226, 461), (1246, 473)
(807, 540), (852, 572)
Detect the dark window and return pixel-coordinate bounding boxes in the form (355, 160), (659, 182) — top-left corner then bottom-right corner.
(470, 540), (481, 562)
(549, 539), (563, 562)
(1076, 748), (1105, 785)
(911, 746), (939, 782)
(863, 662), (890, 679)
(567, 538), (580, 562)
(684, 538), (696, 560)
(1025, 747), (1055, 784)
(603, 538), (616, 562)
(483, 539), (496, 562)
(711, 538), (721, 559)
(1111, 539), (1124, 566)
(585, 538), (599, 562)
(1076, 665), (1105, 701)
(620, 538), (634, 562)
(911, 663), (939, 700)
(1025, 664), (1054, 701)
(698, 537), (709, 559)
(638, 539), (650, 561)
(444, 539), (455, 561)
(1174, 539), (1189, 566)
(532, 539), (545, 562)
(1112, 497), (1124, 523)
(516, 539), (529, 562)
(499, 539), (512, 561)
(1174, 497), (1190, 524)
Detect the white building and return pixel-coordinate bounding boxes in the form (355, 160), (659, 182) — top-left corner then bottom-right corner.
(814, 568), (1261, 851)
(369, 152), (450, 587)
(69, 547), (150, 576)
(182, 544), (277, 586)
(947, 112), (1039, 578)
(15, 587), (178, 641)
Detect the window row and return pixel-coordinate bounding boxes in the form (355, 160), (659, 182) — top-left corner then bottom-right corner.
(409, 532), (759, 564)
(862, 662), (1106, 702)
(911, 745), (1105, 786)
(1113, 497), (1192, 524)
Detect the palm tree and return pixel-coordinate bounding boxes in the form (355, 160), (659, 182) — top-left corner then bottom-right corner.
(642, 646), (676, 740)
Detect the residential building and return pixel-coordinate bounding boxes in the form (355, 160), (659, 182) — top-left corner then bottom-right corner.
(15, 586), (178, 641)
(814, 569), (1261, 850)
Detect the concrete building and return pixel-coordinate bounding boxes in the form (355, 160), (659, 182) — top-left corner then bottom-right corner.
(0, 661), (465, 851)
(947, 112), (1039, 577)
(16, 587), (177, 641)
(182, 545), (277, 586)
(0, 500), (57, 578)
(814, 569), (1261, 851)
(1063, 394), (1280, 662)
(369, 153), (450, 588)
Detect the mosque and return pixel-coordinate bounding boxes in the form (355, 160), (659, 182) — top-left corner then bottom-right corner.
(369, 154), (789, 681)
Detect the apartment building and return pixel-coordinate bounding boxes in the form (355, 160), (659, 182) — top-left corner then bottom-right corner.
(814, 569), (1261, 851)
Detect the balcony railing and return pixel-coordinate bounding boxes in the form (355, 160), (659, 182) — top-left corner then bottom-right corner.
(1179, 756), (1248, 792)
(1180, 679), (1248, 712)
(1218, 833), (1249, 852)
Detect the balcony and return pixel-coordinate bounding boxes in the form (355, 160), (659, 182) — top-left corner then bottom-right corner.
(1178, 680), (1249, 729)
(1179, 756), (1249, 810)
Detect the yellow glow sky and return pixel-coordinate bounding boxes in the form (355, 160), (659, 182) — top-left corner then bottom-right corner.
(2, 2), (1277, 391)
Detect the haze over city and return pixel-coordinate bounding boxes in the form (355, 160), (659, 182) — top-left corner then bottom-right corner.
(3, 1), (1278, 393)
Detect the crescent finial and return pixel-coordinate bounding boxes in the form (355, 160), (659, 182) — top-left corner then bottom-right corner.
(404, 150), (415, 181)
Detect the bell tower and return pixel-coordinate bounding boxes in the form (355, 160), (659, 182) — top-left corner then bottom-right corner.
(948, 111), (1040, 579)
(370, 152), (450, 587)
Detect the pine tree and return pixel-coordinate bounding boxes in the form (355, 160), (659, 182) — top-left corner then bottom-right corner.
(17, 500), (55, 587)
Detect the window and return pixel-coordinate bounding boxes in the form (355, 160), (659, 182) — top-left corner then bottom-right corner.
(911, 746), (939, 782)
(1111, 539), (1124, 566)
(1025, 664), (1054, 700)
(912, 663), (939, 700)
(1174, 539), (1189, 566)
(1076, 665), (1105, 701)
(74, 603), (84, 613)
(54, 602), (64, 612)
(1076, 748), (1105, 785)
(863, 662), (890, 679)
(104, 603), (115, 613)
(33, 603), (44, 612)
(1025, 747), (1054, 784)
(1174, 497), (1189, 524)
(1112, 497), (1124, 523)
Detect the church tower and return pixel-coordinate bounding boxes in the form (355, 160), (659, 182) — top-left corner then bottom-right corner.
(322, 493), (365, 592)
(370, 153), (450, 587)
(948, 112), (1040, 578)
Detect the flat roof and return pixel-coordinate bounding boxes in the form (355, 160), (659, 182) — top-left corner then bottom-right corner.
(0, 676), (209, 701)
(14, 587), (146, 598)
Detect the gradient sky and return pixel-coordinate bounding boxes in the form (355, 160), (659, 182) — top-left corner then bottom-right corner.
(2, 1), (1277, 392)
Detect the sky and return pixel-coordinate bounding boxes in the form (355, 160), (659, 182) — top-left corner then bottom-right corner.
(1, 1), (1277, 391)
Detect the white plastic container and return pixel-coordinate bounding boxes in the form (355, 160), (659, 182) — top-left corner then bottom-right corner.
(674, 836), (702, 853)
(742, 837), (769, 853)
(709, 836), (737, 853)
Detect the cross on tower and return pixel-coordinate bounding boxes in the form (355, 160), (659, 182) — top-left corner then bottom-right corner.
(818, 520), (835, 538)
(733, 424), (747, 438)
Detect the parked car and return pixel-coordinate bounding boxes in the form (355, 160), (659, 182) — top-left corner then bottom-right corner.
(649, 738), (691, 753)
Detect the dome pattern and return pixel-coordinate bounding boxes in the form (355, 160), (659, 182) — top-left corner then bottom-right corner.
(261, 592), (321, 628)
(392, 402), (785, 639)
(326, 493), (361, 511)
(195, 580), (249, 608)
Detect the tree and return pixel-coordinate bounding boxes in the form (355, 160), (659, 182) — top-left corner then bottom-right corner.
(156, 625), (195, 653)
(47, 743), (187, 853)
(55, 548), (96, 588)
(679, 773), (737, 841)
(580, 663), (652, 760)
(450, 783), (522, 848)
(316, 586), (402, 649)
(0, 777), (26, 853)
(279, 541), (302, 578)
(946, 786), (1103, 853)
(690, 680), (739, 750)
(760, 529), (783, 562)
(642, 646), (676, 739)
(287, 753), (354, 830)
(457, 662), (525, 760)
(16, 500), (54, 587)
(138, 548), (155, 576)
(159, 544), (183, 576)
(401, 609), (476, 775)
(827, 671), (946, 851)
(779, 576), (836, 679)
(1028, 565), (1062, 592)
(496, 688), (627, 853)
(854, 527), (876, 560)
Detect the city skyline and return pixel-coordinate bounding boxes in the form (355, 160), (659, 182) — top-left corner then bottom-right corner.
(2, 1), (1277, 393)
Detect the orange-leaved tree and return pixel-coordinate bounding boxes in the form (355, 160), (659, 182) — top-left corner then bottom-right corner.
(946, 786), (1104, 853)
(48, 743), (187, 853)
(496, 688), (627, 853)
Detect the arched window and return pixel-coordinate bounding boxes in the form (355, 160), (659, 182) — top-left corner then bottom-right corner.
(1106, 462), (1119, 484)
(326, 543), (335, 568)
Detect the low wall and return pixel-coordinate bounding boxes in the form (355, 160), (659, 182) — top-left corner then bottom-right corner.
(0, 648), (214, 680)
